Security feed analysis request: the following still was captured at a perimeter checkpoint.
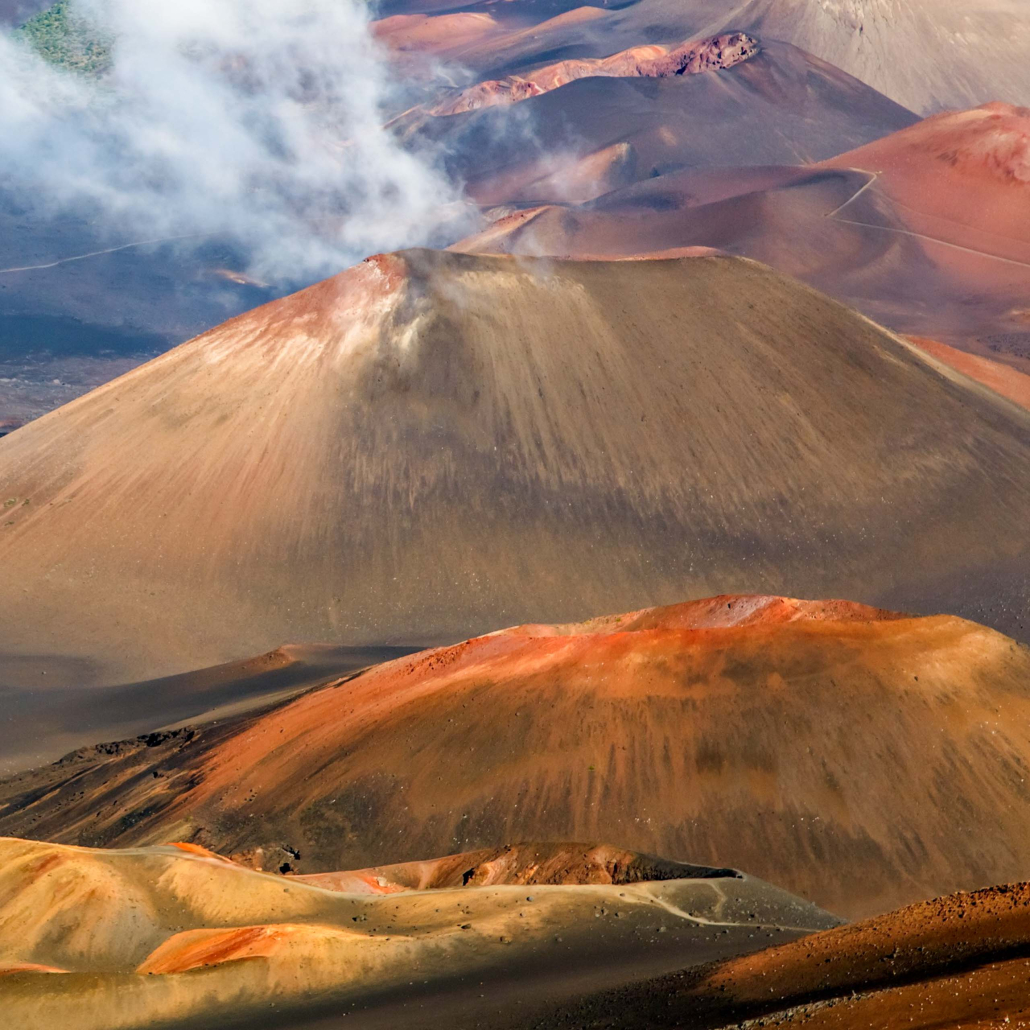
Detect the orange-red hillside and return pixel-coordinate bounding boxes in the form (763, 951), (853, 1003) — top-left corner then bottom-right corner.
(907, 336), (1030, 412)
(4, 595), (1030, 919)
(824, 104), (1030, 298)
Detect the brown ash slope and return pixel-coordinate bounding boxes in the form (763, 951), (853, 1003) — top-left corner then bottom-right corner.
(2, 251), (1030, 684)
(3, 249), (1030, 685)
(4, 596), (1030, 920)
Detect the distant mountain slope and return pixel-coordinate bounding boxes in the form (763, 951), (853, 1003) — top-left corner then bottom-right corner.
(408, 40), (917, 204)
(457, 103), (1030, 376)
(378, 0), (1030, 114)
(724, 0), (1030, 113)
(605, 0), (1030, 113)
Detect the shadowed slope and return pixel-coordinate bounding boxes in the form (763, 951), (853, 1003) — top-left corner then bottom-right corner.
(538, 881), (1030, 1028)
(0, 644), (417, 775)
(407, 41), (917, 206)
(3, 597), (1030, 920)
(0, 836), (836, 1030)
(2, 249), (1030, 688)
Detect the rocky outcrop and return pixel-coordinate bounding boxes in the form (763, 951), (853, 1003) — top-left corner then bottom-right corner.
(430, 32), (759, 115)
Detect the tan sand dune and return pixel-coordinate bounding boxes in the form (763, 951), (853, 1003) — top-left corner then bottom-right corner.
(0, 836), (836, 1030)
(3, 596), (1030, 919)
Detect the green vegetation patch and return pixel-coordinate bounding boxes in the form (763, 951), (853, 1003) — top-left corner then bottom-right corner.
(16, 0), (111, 75)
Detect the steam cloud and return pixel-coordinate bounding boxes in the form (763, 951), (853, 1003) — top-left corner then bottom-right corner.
(0, 0), (474, 282)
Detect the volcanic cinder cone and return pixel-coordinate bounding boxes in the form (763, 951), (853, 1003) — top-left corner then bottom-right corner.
(823, 103), (1030, 309)
(1, 250), (1030, 686)
(4, 595), (1030, 919)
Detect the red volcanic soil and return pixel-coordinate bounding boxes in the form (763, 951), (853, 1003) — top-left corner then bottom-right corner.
(823, 104), (1030, 296)
(137, 924), (305, 975)
(430, 32), (758, 115)
(5, 595), (1030, 920)
(547, 882), (1030, 1029)
(908, 336), (1030, 412)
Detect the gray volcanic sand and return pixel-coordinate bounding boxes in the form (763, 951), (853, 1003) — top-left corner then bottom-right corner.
(0, 644), (416, 774)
